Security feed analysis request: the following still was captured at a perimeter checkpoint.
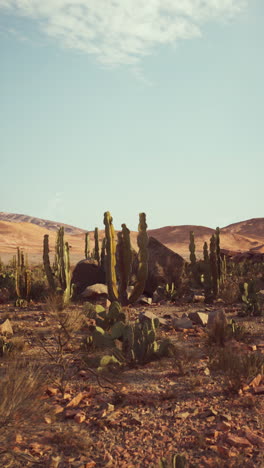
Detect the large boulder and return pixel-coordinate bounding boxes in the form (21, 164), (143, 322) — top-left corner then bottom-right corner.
(71, 260), (106, 295)
(144, 237), (185, 296)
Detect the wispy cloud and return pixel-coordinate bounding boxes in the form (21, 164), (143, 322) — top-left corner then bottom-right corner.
(0, 0), (247, 66)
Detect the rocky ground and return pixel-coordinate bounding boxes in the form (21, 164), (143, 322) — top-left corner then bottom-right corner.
(0, 300), (264, 468)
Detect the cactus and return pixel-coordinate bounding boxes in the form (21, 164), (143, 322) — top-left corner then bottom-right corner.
(104, 211), (148, 305)
(103, 212), (119, 303)
(43, 228), (73, 304)
(100, 237), (106, 271)
(15, 247), (31, 301)
(210, 234), (219, 298)
(63, 241), (73, 305)
(127, 213), (148, 304)
(94, 227), (100, 263)
(43, 235), (56, 291)
(189, 231), (196, 266)
(203, 241), (212, 301)
(84, 232), (90, 259)
(116, 224), (133, 305)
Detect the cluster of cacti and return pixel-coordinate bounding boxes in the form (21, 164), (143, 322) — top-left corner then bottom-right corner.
(202, 227), (227, 301)
(43, 227), (73, 304)
(103, 211), (148, 305)
(15, 247), (31, 301)
(86, 301), (170, 369)
(239, 280), (262, 316)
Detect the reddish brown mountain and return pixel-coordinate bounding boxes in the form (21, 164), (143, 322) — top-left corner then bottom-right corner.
(0, 213), (263, 264)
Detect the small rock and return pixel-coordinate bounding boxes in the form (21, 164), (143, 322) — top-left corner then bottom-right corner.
(244, 429), (264, 448)
(81, 283), (108, 298)
(138, 295), (152, 305)
(0, 319), (13, 335)
(249, 373), (262, 388)
(217, 422), (231, 432)
(193, 295), (205, 303)
(221, 413), (232, 422)
(253, 386), (264, 394)
(74, 412), (86, 423)
(172, 317), (193, 330)
(175, 411), (189, 419)
(226, 434), (252, 448)
(217, 445), (231, 458)
(188, 311), (208, 326)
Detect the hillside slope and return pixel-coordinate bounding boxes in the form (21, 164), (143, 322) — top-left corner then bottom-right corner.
(0, 213), (263, 263)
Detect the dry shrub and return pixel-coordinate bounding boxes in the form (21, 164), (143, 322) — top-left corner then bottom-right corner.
(206, 318), (247, 347)
(170, 344), (199, 375)
(47, 424), (92, 458)
(209, 346), (264, 392)
(0, 359), (48, 464)
(219, 280), (240, 304)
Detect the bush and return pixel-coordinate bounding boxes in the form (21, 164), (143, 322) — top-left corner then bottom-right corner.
(206, 318), (247, 347)
(219, 280), (240, 304)
(209, 347), (264, 392)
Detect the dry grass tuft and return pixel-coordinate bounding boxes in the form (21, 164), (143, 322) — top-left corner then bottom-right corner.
(209, 346), (264, 392)
(0, 359), (48, 464)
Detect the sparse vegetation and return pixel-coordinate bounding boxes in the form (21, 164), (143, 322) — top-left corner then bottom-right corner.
(0, 215), (263, 466)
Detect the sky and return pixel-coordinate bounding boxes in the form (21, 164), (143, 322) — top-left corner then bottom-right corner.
(0, 0), (263, 232)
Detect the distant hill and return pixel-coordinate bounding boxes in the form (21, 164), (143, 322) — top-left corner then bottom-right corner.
(0, 213), (263, 264)
(0, 212), (85, 235)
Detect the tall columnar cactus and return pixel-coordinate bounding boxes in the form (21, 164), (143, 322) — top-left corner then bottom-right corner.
(100, 238), (106, 271)
(104, 212), (148, 305)
(210, 234), (219, 298)
(15, 247), (31, 300)
(189, 231), (196, 266)
(84, 232), (90, 259)
(116, 224), (133, 305)
(215, 227), (222, 282)
(43, 228), (73, 303)
(94, 227), (100, 264)
(203, 241), (212, 301)
(63, 241), (72, 304)
(128, 213), (148, 304)
(43, 234), (56, 291)
(104, 212), (119, 303)
(55, 227), (66, 290)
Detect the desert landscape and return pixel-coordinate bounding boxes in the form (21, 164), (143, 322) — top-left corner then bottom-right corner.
(0, 212), (264, 468)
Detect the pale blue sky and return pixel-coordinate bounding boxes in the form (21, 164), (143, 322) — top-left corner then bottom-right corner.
(0, 0), (263, 231)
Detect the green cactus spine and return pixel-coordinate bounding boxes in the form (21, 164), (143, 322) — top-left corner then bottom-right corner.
(43, 234), (56, 291)
(104, 211), (119, 303)
(84, 232), (90, 259)
(128, 213), (148, 304)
